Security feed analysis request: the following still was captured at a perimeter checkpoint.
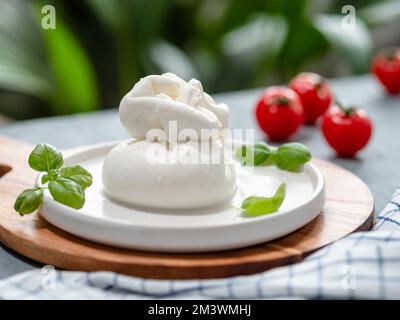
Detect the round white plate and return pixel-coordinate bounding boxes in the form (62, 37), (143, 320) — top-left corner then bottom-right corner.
(37, 141), (325, 253)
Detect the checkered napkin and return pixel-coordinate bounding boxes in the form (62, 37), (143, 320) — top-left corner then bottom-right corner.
(1, 185), (399, 300)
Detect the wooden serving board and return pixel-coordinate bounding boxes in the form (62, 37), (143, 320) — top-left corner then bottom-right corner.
(0, 136), (374, 279)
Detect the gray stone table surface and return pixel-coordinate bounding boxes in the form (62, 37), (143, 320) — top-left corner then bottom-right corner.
(0, 75), (399, 279)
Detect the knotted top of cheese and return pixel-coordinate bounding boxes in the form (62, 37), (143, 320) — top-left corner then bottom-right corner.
(119, 73), (229, 142)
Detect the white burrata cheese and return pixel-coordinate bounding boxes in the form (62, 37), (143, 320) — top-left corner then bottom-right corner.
(102, 73), (236, 209)
(102, 140), (236, 209)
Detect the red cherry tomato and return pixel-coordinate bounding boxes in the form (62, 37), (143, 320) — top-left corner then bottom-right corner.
(289, 72), (333, 125)
(372, 47), (400, 94)
(321, 105), (372, 157)
(255, 86), (303, 141)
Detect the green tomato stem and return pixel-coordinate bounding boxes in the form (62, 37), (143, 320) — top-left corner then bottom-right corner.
(335, 99), (354, 117)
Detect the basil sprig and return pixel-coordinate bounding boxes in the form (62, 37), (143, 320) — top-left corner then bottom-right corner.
(237, 141), (310, 216)
(14, 144), (92, 215)
(235, 142), (311, 172)
(241, 183), (286, 217)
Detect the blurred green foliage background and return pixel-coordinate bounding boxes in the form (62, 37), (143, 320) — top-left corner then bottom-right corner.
(0, 0), (399, 120)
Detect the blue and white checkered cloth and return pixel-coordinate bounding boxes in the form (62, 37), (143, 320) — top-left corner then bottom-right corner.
(1, 185), (400, 300)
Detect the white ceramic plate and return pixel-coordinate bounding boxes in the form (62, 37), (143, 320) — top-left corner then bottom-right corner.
(37, 141), (325, 253)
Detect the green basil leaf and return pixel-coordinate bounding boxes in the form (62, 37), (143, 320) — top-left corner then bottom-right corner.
(275, 143), (311, 172)
(49, 177), (85, 209)
(28, 144), (63, 172)
(41, 174), (49, 184)
(241, 183), (286, 217)
(60, 165), (93, 189)
(259, 145), (277, 166)
(14, 188), (43, 215)
(235, 142), (274, 166)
